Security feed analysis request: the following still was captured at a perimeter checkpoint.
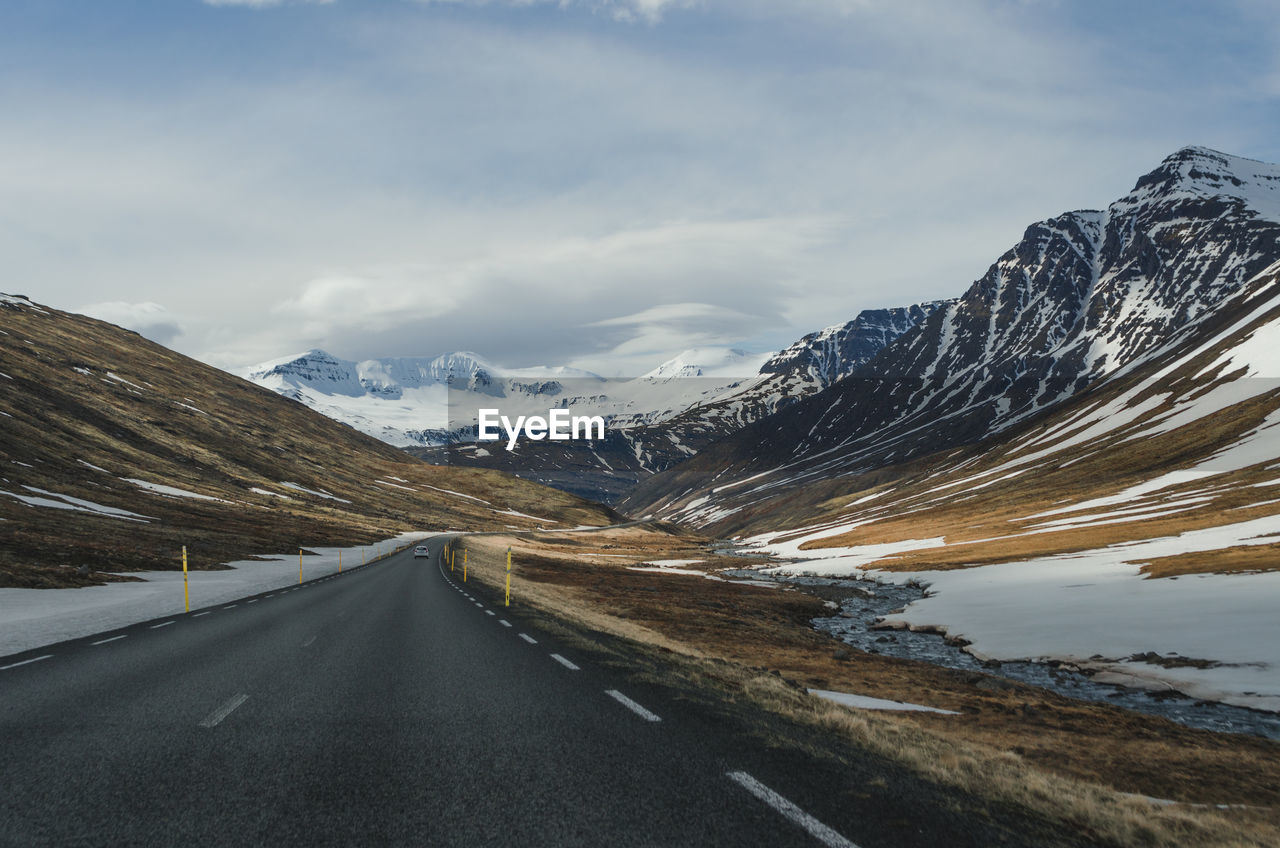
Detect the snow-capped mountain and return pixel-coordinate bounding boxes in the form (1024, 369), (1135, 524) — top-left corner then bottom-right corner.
(394, 305), (939, 502)
(640, 347), (771, 379)
(616, 148), (1280, 714)
(625, 146), (1280, 526)
(243, 299), (938, 487)
(243, 348), (764, 449)
(758, 303), (949, 384)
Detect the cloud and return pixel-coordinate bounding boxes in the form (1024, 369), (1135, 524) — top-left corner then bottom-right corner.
(9, 0), (1279, 376)
(242, 216), (826, 375)
(406, 0), (696, 24)
(203, 0), (334, 7)
(78, 302), (185, 347)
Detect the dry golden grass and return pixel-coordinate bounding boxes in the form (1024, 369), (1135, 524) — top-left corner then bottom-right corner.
(1138, 542), (1280, 578)
(452, 527), (1280, 847)
(0, 298), (616, 587)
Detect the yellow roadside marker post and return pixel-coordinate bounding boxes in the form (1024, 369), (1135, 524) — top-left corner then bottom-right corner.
(338, 550), (342, 573)
(462, 549), (467, 582)
(505, 546), (511, 607)
(299, 548), (303, 584)
(182, 546), (190, 612)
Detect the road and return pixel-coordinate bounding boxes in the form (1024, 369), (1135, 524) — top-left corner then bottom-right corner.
(0, 537), (1073, 847)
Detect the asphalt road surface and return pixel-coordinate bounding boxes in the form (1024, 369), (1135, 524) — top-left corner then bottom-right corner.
(0, 537), (1077, 847)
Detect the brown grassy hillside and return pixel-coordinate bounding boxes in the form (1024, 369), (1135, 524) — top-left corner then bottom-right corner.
(0, 295), (617, 587)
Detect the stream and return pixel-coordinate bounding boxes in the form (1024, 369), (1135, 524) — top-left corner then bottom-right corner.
(721, 567), (1280, 741)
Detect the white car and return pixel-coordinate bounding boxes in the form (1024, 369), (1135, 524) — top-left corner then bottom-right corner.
(413, 545), (430, 558)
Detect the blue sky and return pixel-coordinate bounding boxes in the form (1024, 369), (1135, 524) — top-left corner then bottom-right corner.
(2, 0), (1278, 374)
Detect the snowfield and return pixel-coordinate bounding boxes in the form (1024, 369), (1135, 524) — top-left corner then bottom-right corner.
(748, 514), (1280, 712)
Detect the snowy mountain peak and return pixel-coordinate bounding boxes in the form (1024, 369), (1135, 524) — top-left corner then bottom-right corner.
(244, 350), (366, 398)
(760, 301), (950, 385)
(1126, 146), (1280, 222)
(640, 347), (769, 380)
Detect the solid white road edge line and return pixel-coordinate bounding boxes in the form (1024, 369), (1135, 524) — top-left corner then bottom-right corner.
(199, 693), (250, 728)
(91, 635), (128, 645)
(550, 654), (580, 671)
(726, 771), (859, 848)
(519, 633), (538, 644)
(605, 689), (661, 722)
(1, 655), (53, 670)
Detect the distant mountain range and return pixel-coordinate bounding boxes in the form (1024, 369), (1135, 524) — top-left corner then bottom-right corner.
(243, 307), (943, 501)
(243, 146), (1280, 542)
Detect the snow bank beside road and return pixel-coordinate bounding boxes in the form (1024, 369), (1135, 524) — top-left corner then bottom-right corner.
(0, 532), (437, 657)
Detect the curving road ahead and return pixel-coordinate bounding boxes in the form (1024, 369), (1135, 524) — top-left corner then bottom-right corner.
(0, 537), (1075, 847)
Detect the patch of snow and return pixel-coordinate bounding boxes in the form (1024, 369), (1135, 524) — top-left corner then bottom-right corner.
(1, 487), (151, 522)
(105, 372), (147, 391)
(873, 514), (1280, 711)
(1027, 471), (1216, 518)
(808, 689), (960, 715)
(626, 566), (708, 576)
(0, 294), (49, 313)
(249, 487), (291, 499)
(420, 484), (491, 504)
(277, 482), (352, 503)
(492, 508), (559, 523)
(123, 478), (229, 503)
(76, 460), (109, 473)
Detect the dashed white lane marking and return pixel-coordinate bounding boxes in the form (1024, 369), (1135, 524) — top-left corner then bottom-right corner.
(485, 610), (496, 616)
(265, 594), (275, 598)
(224, 604), (238, 609)
(726, 771), (859, 847)
(301, 635), (317, 648)
(150, 621), (175, 629)
(519, 633), (538, 645)
(193, 611), (212, 617)
(550, 654), (580, 671)
(91, 635), (127, 645)
(605, 689), (661, 722)
(199, 693), (250, 728)
(0, 655), (53, 671)
(247, 599), (258, 604)
(474, 602), (484, 608)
